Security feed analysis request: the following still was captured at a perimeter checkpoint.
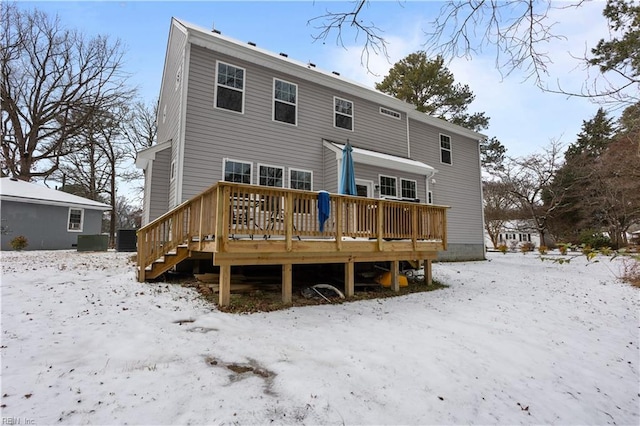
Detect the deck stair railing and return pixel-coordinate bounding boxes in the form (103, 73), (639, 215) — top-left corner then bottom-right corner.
(137, 182), (448, 280)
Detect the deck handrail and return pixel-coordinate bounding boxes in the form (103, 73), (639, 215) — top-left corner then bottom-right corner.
(137, 182), (448, 280)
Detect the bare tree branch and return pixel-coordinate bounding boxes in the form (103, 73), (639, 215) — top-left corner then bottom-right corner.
(308, 0), (389, 73)
(0, 3), (132, 181)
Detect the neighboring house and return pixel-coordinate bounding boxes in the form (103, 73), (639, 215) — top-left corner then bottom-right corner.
(136, 18), (487, 261)
(0, 177), (110, 250)
(484, 220), (542, 250)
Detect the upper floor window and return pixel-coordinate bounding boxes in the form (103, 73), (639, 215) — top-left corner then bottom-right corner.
(258, 164), (284, 187)
(68, 208), (84, 232)
(401, 179), (417, 200)
(440, 134), (452, 164)
(223, 158), (252, 184)
(379, 175), (397, 198)
(380, 107), (401, 119)
(334, 97), (353, 131)
(215, 61), (245, 113)
(289, 169), (312, 190)
(274, 79), (297, 125)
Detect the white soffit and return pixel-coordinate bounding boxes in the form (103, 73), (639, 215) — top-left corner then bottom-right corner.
(135, 140), (172, 169)
(323, 141), (437, 176)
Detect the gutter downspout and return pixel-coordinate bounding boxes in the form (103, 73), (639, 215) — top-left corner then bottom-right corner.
(425, 170), (436, 204)
(406, 113), (411, 157)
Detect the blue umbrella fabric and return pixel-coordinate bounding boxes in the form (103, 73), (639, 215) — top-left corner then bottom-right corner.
(317, 190), (330, 232)
(340, 142), (357, 196)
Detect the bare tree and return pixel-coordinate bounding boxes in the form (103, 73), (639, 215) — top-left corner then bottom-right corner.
(589, 136), (640, 247)
(483, 180), (518, 249)
(500, 140), (568, 247)
(122, 99), (158, 162)
(0, 3), (130, 181)
(310, 1), (638, 104)
(120, 99), (158, 196)
(56, 104), (133, 246)
(114, 196), (142, 230)
(308, 0), (388, 70)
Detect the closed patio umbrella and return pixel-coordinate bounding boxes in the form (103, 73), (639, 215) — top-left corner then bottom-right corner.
(340, 141), (357, 196)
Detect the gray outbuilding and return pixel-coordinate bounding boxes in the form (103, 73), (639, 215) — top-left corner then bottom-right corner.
(0, 177), (111, 251)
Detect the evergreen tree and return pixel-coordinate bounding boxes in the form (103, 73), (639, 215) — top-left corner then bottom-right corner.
(564, 108), (616, 160)
(375, 52), (489, 131)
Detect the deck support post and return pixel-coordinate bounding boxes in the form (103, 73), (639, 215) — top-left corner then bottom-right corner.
(391, 260), (400, 292)
(282, 263), (292, 303)
(219, 264), (231, 306)
(424, 259), (433, 286)
(345, 261), (354, 297)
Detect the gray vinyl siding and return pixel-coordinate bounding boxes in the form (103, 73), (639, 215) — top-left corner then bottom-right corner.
(148, 148), (171, 222)
(157, 23), (188, 208)
(409, 118), (484, 248)
(1, 201), (104, 250)
(180, 44), (411, 201)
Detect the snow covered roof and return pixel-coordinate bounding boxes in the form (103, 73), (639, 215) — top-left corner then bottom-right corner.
(323, 140), (437, 176)
(0, 177), (111, 210)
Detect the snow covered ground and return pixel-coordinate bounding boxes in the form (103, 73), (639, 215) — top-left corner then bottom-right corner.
(1, 250), (638, 425)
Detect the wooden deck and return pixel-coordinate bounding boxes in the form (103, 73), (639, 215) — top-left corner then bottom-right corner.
(137, 182), (448, 306)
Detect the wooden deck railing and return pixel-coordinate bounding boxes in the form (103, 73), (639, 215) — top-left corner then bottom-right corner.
(137, 182), (448, 279)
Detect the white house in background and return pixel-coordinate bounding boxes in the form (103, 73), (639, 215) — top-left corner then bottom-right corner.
(485, 220), (542, 250)
(0, 177), (110, 250)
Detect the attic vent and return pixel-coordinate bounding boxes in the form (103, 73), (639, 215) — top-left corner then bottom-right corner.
(212, 29), (221, 34)
(248, 41), (256, 46)
(380, 107), (401, 119)
(279, 52), (288, 57)
(332, 71), (340, 76)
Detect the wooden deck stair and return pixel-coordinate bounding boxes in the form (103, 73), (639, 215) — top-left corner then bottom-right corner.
(144, 245), (190, 280)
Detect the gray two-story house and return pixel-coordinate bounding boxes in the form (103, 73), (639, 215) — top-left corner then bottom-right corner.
(135, 18), (486, 304)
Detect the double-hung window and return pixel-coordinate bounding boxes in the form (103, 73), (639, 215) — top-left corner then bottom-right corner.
(68, 208), (84, 232)
(401, 179), (417, 200)
(215, 61), (245, 113)
(289, 169), (312, 190)
(274, 79), (297, 125)
(258, 164), (284, 188)
(379, 175), (397, 198)
(334, 97), (353, 130)
(440, 134), (452, 164)
(223, 159), (252, 184)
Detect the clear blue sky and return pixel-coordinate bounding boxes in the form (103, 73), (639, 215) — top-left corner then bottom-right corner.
(18, 1), (617, 158)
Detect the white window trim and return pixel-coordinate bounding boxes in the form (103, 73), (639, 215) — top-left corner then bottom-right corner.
(440, 133), (452, 165)
(222, 158), (253, 184)
(67, 208), (84, 232)
(333, 96), (354, 131)
(378, 174), (398, 199)
(257, 163), (285, 187)
(273, 78), (298, 126)
(288, 168), (313, 190)
(400, 178), (418, 200)
(379, 106), (401, 120)
(214, 60), (246, 114)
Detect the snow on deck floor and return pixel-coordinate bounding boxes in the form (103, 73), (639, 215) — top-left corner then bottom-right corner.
(0, 250), (638, 425)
